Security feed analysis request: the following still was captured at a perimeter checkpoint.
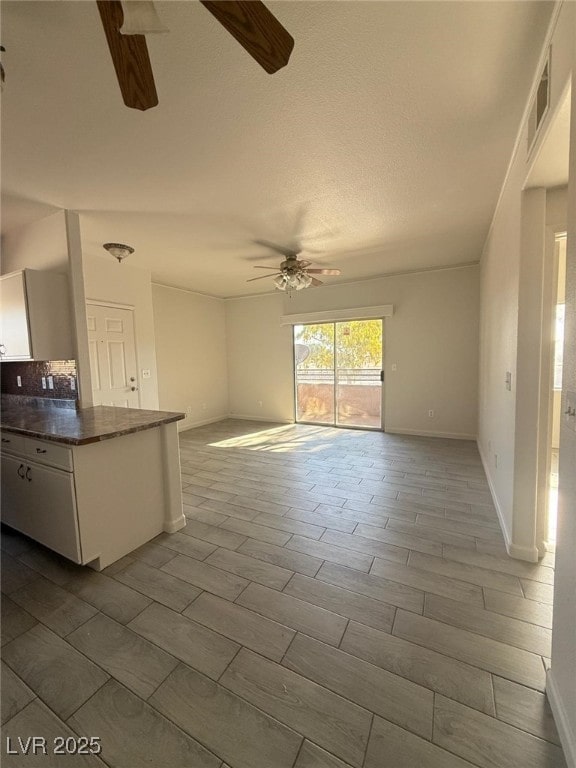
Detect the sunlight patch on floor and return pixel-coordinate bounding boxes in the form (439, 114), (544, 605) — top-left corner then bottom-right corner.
(208, 424), (338, 453)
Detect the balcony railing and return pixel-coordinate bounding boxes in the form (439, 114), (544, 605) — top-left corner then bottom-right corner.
(296, 368), (381, 384)
(295, 368), (382, 428)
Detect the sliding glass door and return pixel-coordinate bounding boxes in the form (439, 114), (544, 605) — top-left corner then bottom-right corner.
(294, 319), (383, 429)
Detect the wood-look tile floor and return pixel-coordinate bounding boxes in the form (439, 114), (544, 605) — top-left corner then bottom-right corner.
(0, 420), (566, 768)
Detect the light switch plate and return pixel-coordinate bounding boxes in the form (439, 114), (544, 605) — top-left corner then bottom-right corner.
(47, 376), (54, 390)
(41, 377), (47, 390)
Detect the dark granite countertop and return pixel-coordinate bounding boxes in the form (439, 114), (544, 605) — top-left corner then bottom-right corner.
(0, 398), (185, 446)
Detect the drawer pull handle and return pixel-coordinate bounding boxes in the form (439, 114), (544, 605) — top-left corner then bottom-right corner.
(36, 448), (47, 454)
(17, 464), (25, 478)
(25, 467), (32, 482)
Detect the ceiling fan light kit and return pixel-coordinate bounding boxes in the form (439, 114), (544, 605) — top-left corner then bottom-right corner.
(119, 1), (169, 35)
(274, 271), (313, 291)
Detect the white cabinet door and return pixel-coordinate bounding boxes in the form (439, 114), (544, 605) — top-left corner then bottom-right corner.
(0, 272), (31, 359)
(87, 303), (139, 407)
(1, 455), (28, 525)
(1, 455), (82, 563)
(0, 270), (73, 361)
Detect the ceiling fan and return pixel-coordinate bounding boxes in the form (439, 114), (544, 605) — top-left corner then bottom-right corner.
(96, 0), (294, 111)
(247, 240), (341, 291)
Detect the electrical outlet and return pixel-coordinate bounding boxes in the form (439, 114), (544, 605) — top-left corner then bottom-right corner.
(47, 376), (54, 390)
(70, 377), (76, 391)
(16, 375), (22, 387)
(186, 405), (192, 416)
(505, 372), (512, 391)
(41, 377), (47, 390)
(428, 409), (434, 418)
(391, 363), (397, 372)
(142, 369), (151, 379)
(258, 400), (263, 408)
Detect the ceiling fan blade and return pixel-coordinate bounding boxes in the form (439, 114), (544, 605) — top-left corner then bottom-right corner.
(246, 273), (282, 282)
(96, 0), (158, 110)
(253, 265), (281, 270)
(297, 260), (312, 268)
(310, 277), (324, 287)
(307, 269), (341, 275)
(199, 1), (294, 74)
(253, 239), (298, 258)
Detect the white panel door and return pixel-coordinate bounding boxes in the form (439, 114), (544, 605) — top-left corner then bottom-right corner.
(86, 303), (139, 407)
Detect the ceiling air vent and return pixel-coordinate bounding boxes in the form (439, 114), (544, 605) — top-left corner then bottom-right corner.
(528, 49), (551, 153)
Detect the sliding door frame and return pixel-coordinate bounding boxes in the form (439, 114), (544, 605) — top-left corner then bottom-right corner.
(292, 318), (385, 432)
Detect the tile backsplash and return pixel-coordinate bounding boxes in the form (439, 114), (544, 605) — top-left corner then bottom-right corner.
(0, 360), (78, 400)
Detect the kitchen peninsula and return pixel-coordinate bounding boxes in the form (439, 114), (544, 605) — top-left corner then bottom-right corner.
(1, 399), (186, 569)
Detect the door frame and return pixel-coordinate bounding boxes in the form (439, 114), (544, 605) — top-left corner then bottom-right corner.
(85, 300), (140, 408)
(292, 318), (385, 432)
(535, 231), (566, 553)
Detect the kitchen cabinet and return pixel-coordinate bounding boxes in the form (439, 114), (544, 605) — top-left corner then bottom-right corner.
(1, 453), (81, 562)
(0, 269), (73, 361)
(0, 413), (185, 570)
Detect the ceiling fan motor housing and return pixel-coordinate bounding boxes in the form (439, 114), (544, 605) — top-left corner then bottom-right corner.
(281, 256), (301, 274)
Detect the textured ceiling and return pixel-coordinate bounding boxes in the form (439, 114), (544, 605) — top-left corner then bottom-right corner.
(0, 1), (553, 297)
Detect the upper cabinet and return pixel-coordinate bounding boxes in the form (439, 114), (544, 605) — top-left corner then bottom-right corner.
(0, 270), (74, 361)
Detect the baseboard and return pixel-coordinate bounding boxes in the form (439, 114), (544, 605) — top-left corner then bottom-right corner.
(227, 413), (295, 425)
(547, 669), (576, 768)
(508, 541), (539, 562)
(477, 439), (512, 549)
(163, 514), (186, 534)
(386, 428), (477, 441)
(177, 415), (227, 432)
(477, 440), (540, 563)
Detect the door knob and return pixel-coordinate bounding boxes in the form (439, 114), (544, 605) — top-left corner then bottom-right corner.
(131, 386), (138, 392)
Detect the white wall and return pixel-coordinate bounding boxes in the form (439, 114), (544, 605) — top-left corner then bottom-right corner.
(477, 4), (575, 761)
(225, 292), (295, 423)
(478, 3), (574, 557)
(546, 186), (569, 229)
(225, 266), (480, 438)
(0, 211), (68, 275)
(82, 255), (159, 410)
(152, 284), (228, 430)
(548, 25), (576, 766)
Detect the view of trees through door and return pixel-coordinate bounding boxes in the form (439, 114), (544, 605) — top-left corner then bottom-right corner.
(294, 320), (383, 429)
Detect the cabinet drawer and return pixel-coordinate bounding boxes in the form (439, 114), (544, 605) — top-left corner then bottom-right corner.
(0, 431), (25, 454)
(23, 438), (73, 471)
